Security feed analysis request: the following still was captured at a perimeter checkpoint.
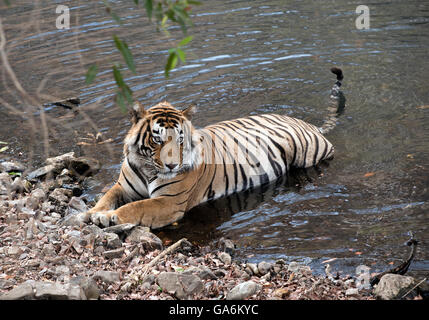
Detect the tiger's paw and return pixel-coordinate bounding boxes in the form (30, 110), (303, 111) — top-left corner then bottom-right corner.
(90, 210), (121, 228)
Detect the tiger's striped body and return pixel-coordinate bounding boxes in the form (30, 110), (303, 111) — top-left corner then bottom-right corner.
(80, 104), (334, 229)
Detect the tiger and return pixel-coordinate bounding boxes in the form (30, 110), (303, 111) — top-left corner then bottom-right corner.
(78, 68), (345, 229)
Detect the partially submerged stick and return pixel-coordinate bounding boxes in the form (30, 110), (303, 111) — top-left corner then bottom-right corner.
(370, 231), (418, 287)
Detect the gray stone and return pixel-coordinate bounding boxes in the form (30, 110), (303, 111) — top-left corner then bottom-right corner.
(70, 276), (100, 300)
(126, 226), (163, 251)
(26, 164), (60, 180)
(287, 261), (311, 274)
(68, 157), (101, 178)
(59, 213), (86, 227)
(157, 272), (204, 300)
(34, 282), (69, 299)
(0, 161), (26, 172)
(226, 281), (262, 300)
(46, 152), (75, 167)
(246, 263), (259, 275)
(218, 237), (235, 255)
(183, 266), (217, 280)
(103, 247), (125, 259)
(105, 232), (122, 249)
(218, 252), (232, 265)
(0, 172), (12, 195)
(0, 282), (34, 300)
(374, 274), (416, 300)
(10, 177), (29, 193)
(258, 261), (273, 275)
(25, 188), (46, 210)
(93, 270), (120, 284)
(104, 223), (136, 235)
(49, 188), (71, 204)
(67, 197), (88, 215)
(345, 288), (359, 296)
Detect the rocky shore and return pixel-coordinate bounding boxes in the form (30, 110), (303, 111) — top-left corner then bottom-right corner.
(0, 153), (426, 300)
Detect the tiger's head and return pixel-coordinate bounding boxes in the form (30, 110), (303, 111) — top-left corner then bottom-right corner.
(124, 101), (198, 179)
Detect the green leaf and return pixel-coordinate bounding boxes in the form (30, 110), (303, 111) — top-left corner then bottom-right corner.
(4, 0), (11, 7)
(103, 0), (122, 25)
(0, 146), (9, 153)
(187, 0), (202, 5)
(113, 35), (136, 73)
(8, 171), (21, 177)
(113, 65), (133, 109)
(178, 35), (193, 47)
(85, 65), (98, 84)
(144, 0), (153, 20)
(0, 141), (8, 145)
(133, 0), (139, 4)
(176, 48), (186, 63)
(115, 91), (128, 113)
(165, 51), (178, 78)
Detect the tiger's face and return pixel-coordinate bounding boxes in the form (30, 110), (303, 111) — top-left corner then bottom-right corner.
(124, 101), (198, 179)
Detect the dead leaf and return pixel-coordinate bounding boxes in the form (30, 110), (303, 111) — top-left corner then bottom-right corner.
(417, 105), (429, 110)
(355, 251), (363, 255)
(273, 287), (291, 298)
(322, 258), (338, 264)
(364, 172), (375, 178)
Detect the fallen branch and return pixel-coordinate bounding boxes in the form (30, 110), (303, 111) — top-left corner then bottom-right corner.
(370, 231), (418, 287)
(126, 238), (188, 286)
(400, 277), (427, 299)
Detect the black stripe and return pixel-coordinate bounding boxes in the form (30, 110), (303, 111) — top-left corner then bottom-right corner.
(151, 179), (182, 195)
(123, 171), (145, 199)
(127, 158), (148, 190)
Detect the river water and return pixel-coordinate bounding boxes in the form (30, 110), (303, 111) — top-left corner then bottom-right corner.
(0, 0), (428, 277)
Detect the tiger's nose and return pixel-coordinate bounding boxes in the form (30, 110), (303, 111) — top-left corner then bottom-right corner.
(166, 163), (178, 170)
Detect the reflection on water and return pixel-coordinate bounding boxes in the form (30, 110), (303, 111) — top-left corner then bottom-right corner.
(0, 0), (428, 276)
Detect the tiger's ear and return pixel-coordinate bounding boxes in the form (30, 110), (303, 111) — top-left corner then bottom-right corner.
(130, 102), (147, 124)
(182, 104), (197, 120)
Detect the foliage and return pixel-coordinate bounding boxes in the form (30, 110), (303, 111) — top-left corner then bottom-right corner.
(86, 0), (200, 112)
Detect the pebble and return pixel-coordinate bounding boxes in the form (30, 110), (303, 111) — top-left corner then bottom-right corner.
(257, 261), (273, 275)
(218, 252), (232, 265)
(226, 281), (262, 300)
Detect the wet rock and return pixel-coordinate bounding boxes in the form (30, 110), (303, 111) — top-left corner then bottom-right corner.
(157, 272), (204, 300)
(0, 282), (34, 300)
(26, 164), (60, 181)
(0, 161), (26, 173)
(126, 226), (163, 251)
(67, 197), (88, 215)
(218, 252), (232, 265)
(374, 274), (416, 300)
(46, 152), (75, 167)
(93, 271), (120, 284)
(68, 157), (101, 178)
(226, 281), (262, 300)
(218, 237), (235, 255)
(258, 261), (273, 276)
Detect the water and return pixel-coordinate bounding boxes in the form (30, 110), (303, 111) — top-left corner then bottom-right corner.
(0, 0), (428, 277)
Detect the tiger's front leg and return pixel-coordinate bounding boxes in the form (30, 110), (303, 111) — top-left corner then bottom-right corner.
(90, 196), (187, 229)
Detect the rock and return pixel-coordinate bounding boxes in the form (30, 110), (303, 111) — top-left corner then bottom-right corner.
(33, 281), (86, 300)
(25, 188), (46, 210)
(246, 263), (259, 275)
(218, 252), (232, 265)
(105, 232), (122, 249)
(226, 281), (262, 300)
(49, 188), (71, 204)
(157, 272), (203, 300)
(183, 266), (217, 280)
(0, 279), (15, 290)
(26, 164), (60, 180)
(93, 271), (120, 284)
(126, 227), (163, 251)
(10, 177), (29, 193)
(0, 172), (12, 195)
(104, 223), (136, 235)
(287, 261), (311, 274)
(68, 157), (101, 178)
(59, 213), (86, 227)
(218, 237), (235, 255)
(0, 282), (34, 300)
(0, 161), (26, 172)
(374, 274), (416, 300)
(345, 288), (359, 296)
(67, 197), (88, 215)
(7, 246), (23, 257)
(258, 261), (273, 275)
(46, 152), (75, 167)
(41, 243), (56, 257)
(103, 247), (125, 259)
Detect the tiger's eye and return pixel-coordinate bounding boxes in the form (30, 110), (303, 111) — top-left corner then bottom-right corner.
(152, 136), (162, 144)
